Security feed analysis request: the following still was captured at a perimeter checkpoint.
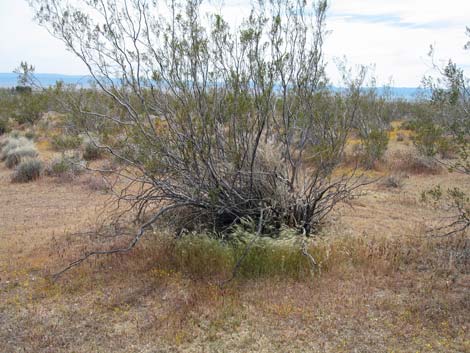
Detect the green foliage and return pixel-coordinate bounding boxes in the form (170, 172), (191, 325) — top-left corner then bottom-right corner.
(11, 158), (43, 183)
(353, 77), (392, 169)
(359, 129), (389, 168)
(421, 185), (469, 236)
(11, 91), (49, 125)
(169, 229), (313, 280)
(51, 134), (83, 151)
(412, 119), (444, 157)
(0, 88), (49, 125)
(436, 137), (456, 159)
(416, 40), (470, 238)
(421, 184), (443, 204)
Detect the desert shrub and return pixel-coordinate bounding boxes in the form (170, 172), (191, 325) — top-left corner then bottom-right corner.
(5, 146), (38, 169)
(415, 40), (470, 244)
(5, 89), (50, 126)
(82, 175), (110, 192)
(29, 0), (368, 241)
(0, 136), (34, 161)
(436, 137), (457, 159)
(422, 185), (470, 237)
(389, 151), (442, 175)
(29, 0), (390, 280)
(82, 142), (102, 161)
(359, 129), (389, 169)
(11, 158), (43, 183)
(45, 155), (84, 180)
(412, 119), (444, 157)
(380, 173), (406, 189)
(353, 82), (392, 169)
(51, 134), (83, 151)
(6, 63), (50, 125)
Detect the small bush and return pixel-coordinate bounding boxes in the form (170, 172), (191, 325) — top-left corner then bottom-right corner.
(436, 137), (456, 159)
(82, 175), (110, 192)
(0, 136), (34, 161)
(389, 151), (442, 175)
(45, 155), (84, 180)
(82, 142), (102, 161)
(357, 129), (389, 169)
(11, 158), (43, 183)
(51, 134), (83, 151)
(412, 119), (444, 157)
(5, 146), (38, 169)
(380, 173), (406, 189)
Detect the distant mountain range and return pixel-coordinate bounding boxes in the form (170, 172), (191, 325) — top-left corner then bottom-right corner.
(0, 72), (423, 100)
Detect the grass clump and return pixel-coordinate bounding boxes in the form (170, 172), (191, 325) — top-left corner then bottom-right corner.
(144, 228), (442, 282)
(11, 158), (43, 183)
(163, 227), (314, 280)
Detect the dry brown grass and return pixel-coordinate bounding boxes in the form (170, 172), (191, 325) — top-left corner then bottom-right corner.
(0, 132), (469, 352)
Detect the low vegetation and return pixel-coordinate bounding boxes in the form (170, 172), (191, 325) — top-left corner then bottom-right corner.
(82, 141), (102, 161)
(45, 154), (84, 181)
(51, 134), (83, 151)
(0, 1), (468, 352)
(11, 157), (43, 183)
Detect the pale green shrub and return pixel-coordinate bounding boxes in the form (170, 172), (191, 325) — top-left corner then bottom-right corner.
(5, 146), (38, 169)
(11, 158), (43, 183)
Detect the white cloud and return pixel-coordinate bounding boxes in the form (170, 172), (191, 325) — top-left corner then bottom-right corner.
(0, 0), (87, 74)
(325, 0), (470, 86)
(0, 0), (468, 86)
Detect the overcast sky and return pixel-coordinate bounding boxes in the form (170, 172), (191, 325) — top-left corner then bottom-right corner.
(0, 0), (469, 87)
